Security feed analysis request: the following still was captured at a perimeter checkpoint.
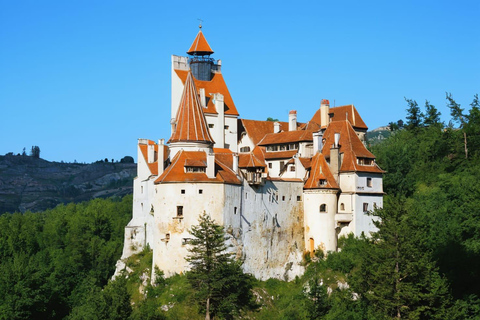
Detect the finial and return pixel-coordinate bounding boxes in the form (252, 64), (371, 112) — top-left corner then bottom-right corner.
(198, 18), (203, 29)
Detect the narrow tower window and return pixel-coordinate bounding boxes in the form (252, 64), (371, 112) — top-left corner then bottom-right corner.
(320, 204), (327, 213)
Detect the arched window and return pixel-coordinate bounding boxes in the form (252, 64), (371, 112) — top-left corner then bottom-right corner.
(320, 204), (327, 213)
(340, 203), (345, 211)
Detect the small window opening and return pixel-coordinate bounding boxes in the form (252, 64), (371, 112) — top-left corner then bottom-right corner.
(208, 123), (214, 128)
(177, 206), (183, 217)
(224, 125), (229, 129)
(367, 177), (372, 187)
(340, 203), (345, 211)
(320, 204), (327, 213)
(297, 195), (301, 201)
(141, 186), (143, 193)
(290, 166), (296, 172)
(268, 163), (272, 169)
(181, 189), (185, 194)
(363, 203), (369, 212)
(282, 196), (285, 201)
(234, 207), (237, 215)
(199, 189), (203, 194)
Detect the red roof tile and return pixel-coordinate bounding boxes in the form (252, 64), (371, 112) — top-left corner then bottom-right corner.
(139, 142), (159, 176)
(321, 121), (383, 173)
(264, 150), (297, 160)
(309, 104), (368, 130)
(187, 30), (214, 55)
(258, 130), (313, 146)
(304, 153), (339, 189)
(238, 152), (266, 168)
(155, 150), (241, 185)
(168, 72), (215, 144)
(175, 70), (239, 116)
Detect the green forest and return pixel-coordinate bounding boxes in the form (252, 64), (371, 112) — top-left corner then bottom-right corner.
(0, 94), (479, 319)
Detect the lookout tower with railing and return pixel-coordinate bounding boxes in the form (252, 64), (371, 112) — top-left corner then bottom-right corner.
(186, 25), (219, 81)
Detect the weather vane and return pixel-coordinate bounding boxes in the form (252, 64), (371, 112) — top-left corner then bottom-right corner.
(198, 18), (203, 29)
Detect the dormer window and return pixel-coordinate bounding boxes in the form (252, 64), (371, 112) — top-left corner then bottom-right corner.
(319, 179), (327, 186)
(186, 167), (206, 173)
(240, 146), (251, 153)
(357, 158), (374, 166)
(184, 159), (207, 173)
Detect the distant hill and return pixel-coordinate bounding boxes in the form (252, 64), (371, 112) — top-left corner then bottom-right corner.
(0, 154), (136, 214)
(366, 125), (392, 146)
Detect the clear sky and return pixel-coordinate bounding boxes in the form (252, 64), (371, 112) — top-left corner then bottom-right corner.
(1, 0), (479, 163)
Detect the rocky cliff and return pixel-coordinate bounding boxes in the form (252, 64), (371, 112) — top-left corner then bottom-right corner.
(0, 154), (136, 214)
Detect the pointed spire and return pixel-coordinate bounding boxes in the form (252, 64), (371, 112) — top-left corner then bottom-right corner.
(168, 72), (215, 144)
(187, 28), (214, 56)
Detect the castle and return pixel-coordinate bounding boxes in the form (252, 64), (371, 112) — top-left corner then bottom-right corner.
(116, 27), (384, 281)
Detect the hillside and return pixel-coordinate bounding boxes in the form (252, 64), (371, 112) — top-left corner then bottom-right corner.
(0, 154), (136, 214)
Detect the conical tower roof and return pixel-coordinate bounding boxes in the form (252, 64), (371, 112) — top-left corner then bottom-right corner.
(168, 72), (215, 144)
(187, 29), (214, 56)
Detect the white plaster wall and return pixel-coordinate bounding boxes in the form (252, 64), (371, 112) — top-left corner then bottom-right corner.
(168, 142), (212, 159)
(239, 180), (305, 280)
(303, 190), (338, 253)
(353, 194), (382, 237)
(152, 183), (226, 276)
(281, 163), (297, 179)
(224, 115), (238, 151)
(356, 172), (383, 193)
(266, 159), (287, 178)
(338, 173), (356, 193)
(237, 133), (255, 153)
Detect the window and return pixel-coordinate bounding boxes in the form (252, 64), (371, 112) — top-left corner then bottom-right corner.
(280, 144), (287, 151)
(367, 177), (372, 187)
(181, 189), (185, 194)
(177, 206), (183, 217)
(234, 207), (237, 215)
(186, 167), (206, 173)
(268, 163), (272, 169)
(282, 196), (285, 201)
(340, 203), (345, 211)
(320, 204), (327, 213)
(240, 146), (250, 152)
(290, 166), (296, 172)
(208, 123), (214, 128)
(166, 233), (170, 241)
(224, 125), (229, 130)
(363, 203), (368, 212)
(358, 158), (374, 166)
(199, 189), (203, 194)
(141, 186), (143, 193)
(319, 179), (327, 186)
(297, 195), (301, 201)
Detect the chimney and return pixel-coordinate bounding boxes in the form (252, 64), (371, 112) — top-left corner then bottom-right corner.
(232, 153), (239, 173)
(206, 153), (215, 178)
(214, 93), (225, 148)
(289, 110), (297, 131)
(158, 139), (165, 175)
(320, 99), (330, 128)
(274, 121), (281, 133)
(147, 143), (155, 163)
(199, 88), (206, 108)
(313, 131), (323, 154)
(330, 133), (341, 182)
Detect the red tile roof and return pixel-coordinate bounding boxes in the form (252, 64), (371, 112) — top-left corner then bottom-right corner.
(155, 150), (241, 185)
(187, 30), (214, 55)
(139, 142), (159, 176)
(238, 152), (266, 168)
(168, 72), (215, 144)
(258, 130), (313, 146)
(239, 119), (287, 145)
(321, 121), (383, 173)
(175, 70), (239, 116)
(264, 150), (297, 160)
(304, 153), (339, 189)
(309, 104), (368, 130)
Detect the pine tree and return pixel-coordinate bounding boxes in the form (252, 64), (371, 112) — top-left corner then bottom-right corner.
(423, 100), (442, 126)
(405, 98), (423, 129)
(356, 196), (450, 319)
(185, 212), (256, 320)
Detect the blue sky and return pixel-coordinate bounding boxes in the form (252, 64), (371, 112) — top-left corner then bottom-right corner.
(1, 0), (479, 163)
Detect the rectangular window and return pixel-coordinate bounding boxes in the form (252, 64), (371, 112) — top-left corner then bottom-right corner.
(290, 166), (296, 172)
(268, 163), (272, 169)
(199, 189), (203, 194)
(181, 189), (185, 194)
(363, 203), (368, 212)
(297, 195), (301, 201)
(367, 178), (372, 187)
(208, 123), (214, 128)
(177, 206), (183, 217)
(224, 125), (229, 129)
(234, 207), (237, 215)
(282, 196), (285, 201)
